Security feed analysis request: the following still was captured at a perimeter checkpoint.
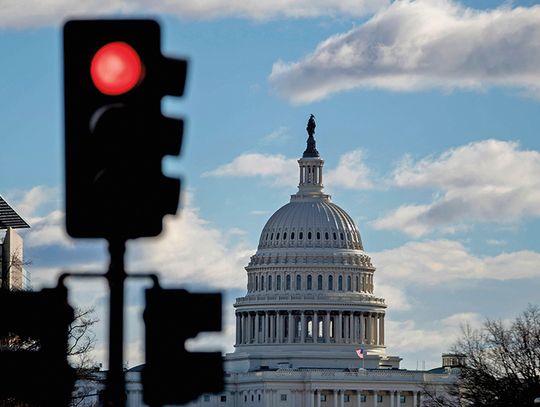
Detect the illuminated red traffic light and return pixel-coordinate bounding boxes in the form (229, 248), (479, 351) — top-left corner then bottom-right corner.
(90, 42), (143, 95)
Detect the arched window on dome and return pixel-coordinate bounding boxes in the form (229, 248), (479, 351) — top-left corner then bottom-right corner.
(338, 275), (343, 291)
(276, 233), (280, 240)
(276, 275), (282, 290)
(299, 232), (303, 240)
(268, 275), (272, 291)
(325, 232), (329, 240)
(255, 275), (259, 291)
(340, 232), (344, 240)
(307, 275), (312, 290)
(333, 232), (337, 240)
(347, 275), (351, 291)
(308, 232), (312, 240)
(283, 232), (287, 240)
(355, 276), (359, 292)
(296, 275), (301, 290)
(318, 275), (323, 290)
(270, 233), (274, 240)
(261, 276), (265, 291)
(265, 233), (268, 240)
(291, 232), (295, 240)
(328, 275), (333, 290)
(286, 275), (291, 290)
(316, 232), (320, 240)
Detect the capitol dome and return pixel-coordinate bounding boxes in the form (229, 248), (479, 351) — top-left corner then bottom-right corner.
(228, 116), (395, 373)
(258, 200), (364, 251)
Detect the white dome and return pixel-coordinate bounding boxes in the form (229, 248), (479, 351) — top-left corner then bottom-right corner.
(258, 198), (363, 251)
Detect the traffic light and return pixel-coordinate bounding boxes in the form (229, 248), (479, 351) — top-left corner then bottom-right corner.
(0, 285), (76, 406)
(142, 287), (224, 406)
(63, 20), (187, 239)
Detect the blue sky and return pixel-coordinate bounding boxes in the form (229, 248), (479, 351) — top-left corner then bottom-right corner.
(2, 0), (540, 370)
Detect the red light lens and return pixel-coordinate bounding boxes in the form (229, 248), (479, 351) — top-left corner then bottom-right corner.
(90, 42), (143, 95)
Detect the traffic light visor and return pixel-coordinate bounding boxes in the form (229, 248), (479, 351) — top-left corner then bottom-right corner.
(91, 41), (143, 95)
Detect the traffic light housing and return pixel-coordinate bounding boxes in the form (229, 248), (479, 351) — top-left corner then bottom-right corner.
(142, 288), (224, 406)
(0, 285), (76, 406)
(63, 20), (187, 240)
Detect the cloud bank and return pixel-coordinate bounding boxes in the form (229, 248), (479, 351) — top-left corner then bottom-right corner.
(270, 0), (540, 103)
(1, 0), (386, 29)
(204, 149), (373, 189)
(374, 140), (540, 236)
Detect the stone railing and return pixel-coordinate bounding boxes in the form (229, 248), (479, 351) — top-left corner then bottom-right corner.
(231, 368), (455, 383)
(235, 293), (385, 305)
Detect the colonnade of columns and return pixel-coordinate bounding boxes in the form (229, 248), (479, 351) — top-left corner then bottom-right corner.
(236, 310), (385, 346)
(306, 390), (423, 407)
(196, 389), (425, 407)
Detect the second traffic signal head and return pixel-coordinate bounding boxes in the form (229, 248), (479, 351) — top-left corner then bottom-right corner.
(64, 19), (187, 240)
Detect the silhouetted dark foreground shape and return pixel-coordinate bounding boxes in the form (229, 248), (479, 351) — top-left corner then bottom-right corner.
(0, 285), (76, 406)
(62, 18), (223, 406)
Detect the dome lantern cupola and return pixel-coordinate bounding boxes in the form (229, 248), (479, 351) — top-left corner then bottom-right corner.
(295, 115), (327, 199)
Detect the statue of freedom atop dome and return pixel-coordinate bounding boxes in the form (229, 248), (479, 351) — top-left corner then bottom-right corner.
(307, 114), (316, 136)
(303, 114), (320, 158)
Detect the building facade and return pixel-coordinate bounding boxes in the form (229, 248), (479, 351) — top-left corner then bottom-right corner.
(125, 120), (456, 407)
(187, 120), (456, 406)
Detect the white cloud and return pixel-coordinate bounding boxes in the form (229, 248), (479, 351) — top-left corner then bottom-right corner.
(386, 312), (483, 356)
(373, 140), (540, 236)
(23, 210), (75, 248)
(0, 0), (386, 29)
(325, 149), (372, 189)
(131, 203), (252, 289)
(372, 239), (540, 285)
(204, 150), (373, 189)
(375, 283), (411, 311)
(269, 0), (540, 103)
(202, 153), (298, 187)
(262, 127), (289, 143)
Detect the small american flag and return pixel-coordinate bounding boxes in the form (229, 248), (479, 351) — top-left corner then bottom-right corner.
(355, 348), (364, 359)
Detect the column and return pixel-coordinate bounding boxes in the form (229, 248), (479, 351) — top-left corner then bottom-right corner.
(242, 313), (247, 344)
(340, 390), (345, 407)
(352, 313), (357, 343)
(419, 393), (424, 407)
(255, 313), (260, 343)
(372, 391), (377, 407)
(270, 312), (275, 343)
(319, 166), (323, 184)
(313, 311), (318, 342)
(235, 314), (240, 345)
(300, 166), (304, 183)
(333, 390), (338, 407)
(396, 391), (401, 407)
(373, 314), (378, 345)
(380, 314), (385, 345)
(356, 391), (361, 407)
(325, 312), (330, 343)
(344, 314), (350, 343)
(301, 312), (306, 343)
(261, 311), (267, 343)
(310, 391), (315, 407)
(276, 312), (282, 343)
(288, 312), (294, 343)
(413, 392), (417, 407)
(366, 312), (372, 343)
(336, 312), (342, 343)
(359, 313), (365, 344)
(317, 391), (321, 407)
(390, 391), (395, 407)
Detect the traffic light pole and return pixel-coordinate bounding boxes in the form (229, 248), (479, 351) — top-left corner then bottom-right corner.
(106, 239), (126, 407)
